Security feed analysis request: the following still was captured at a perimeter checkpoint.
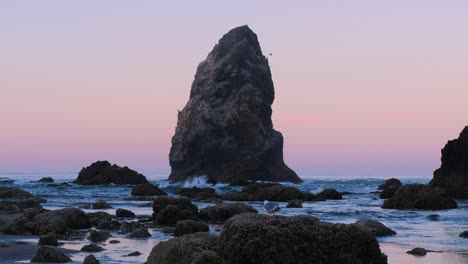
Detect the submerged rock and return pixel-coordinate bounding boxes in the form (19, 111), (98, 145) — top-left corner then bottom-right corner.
(382, 184), (457, 210)
(353, 219), (396, 237)
(37, 177), (54, 183)
(430, 126), (468, 198)
(146, 232), (220, 264)
(174, 220), (209, 236)
(199, 203), (257, 224)
(218, 213), (387, 264)
(83, 255), (100, 264)
(406, 248), (427, 256)
(378, 178), (402, 190)
(31, 246), (71, 263)
(75, 160), (148, 185)
(91, 200), (112, 209)
(168, 25), (301, 184)
(131, 183), (166, 196)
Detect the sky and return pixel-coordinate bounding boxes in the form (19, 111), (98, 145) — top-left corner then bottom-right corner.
(0, 1), (467, 178)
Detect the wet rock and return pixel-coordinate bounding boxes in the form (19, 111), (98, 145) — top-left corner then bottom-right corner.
(406, 248), (427, 256)
(177, 187), (219, 201)
(430, 126), (468, 198)
(199, 203), (257, 224)
(161, 226), (176, 234)
(174, 220), (209, 236)
(38, 234), (58, 246)
(109, 239), (120, 244)
(119, 221), (144, 234)
(87, 229), (110, 242)
(353, 219), (396, 237)
(146, 232), (220, 264)
(378, 178), (402, 190)
(242, 183), (305, 201)
(379, 186), (399, 199)
(126, 251), (142, 256)
(459, 231), (468, 238)
(83, 255), (100, 264)
(0, 187), (47, 203)
(427, 214), (440, 221)
(38, 177), (54, 183)
(218, 213), (387, 264)
(75, 160), (148, 185)
(91, 200), (112, 209)
(286, 200), (303, 208)
(127, 227), (151, 238)
(219, 192), (249, 201)
(131, 183), (166, 196)
(168, 25), (301, 185)
(31, 208), (91, 235)
(382, 184), (457, 210)
(31, 246), (71, 263)
(87, 212), (112, 226)
(81, 244), (105, 252)
(316, 189), (342, 200)
(116, 208), (136, 218)
(137, 202), (153, 207)
(153, 196), (198, 215)
(155, 205), (198, 226)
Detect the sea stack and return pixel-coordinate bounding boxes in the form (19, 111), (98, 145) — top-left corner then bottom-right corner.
(168, 25), (301, 184)
(430, 126), (468, 198)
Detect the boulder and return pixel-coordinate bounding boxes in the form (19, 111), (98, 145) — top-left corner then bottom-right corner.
(218, 213), (387, 264)
(109, 240), (120, 244)
(153, 196), (198, 215)
(87, 212), (112, 226)
(316, 189), (342, 200)
(146, 232), (220, 264)
(286, 200), (303, 208)
(91, 200), (112, 209)
(83, 255), (100, 264)
(131, 183), (166, 196)
(31, 246), (71, 263)
(168, 25), (301, 184)
(38, 177), (54, 183)
(39, 234), (58, 246)
(378, 178), (402, 190)
(382, 184), (457, 210)
(31, 208), (91, 235)
(126, 251), (142, 256)
(379, 186), (399, 199)
(87, 230), (110, 242)
(127, 227), (151, 238)
(177, 187), (219, 201)
(155, 205), (198, 226)
(75, 160), (148, 185)
(199, 203), (257, 223)
(174, 220), (209, 236)
(81, 244), (105, 252)
(116, 208), (136, 218)
(0, 187), (46, 203)
(352, 219), (396, 237)
(459, 231), (468, 238)
(406, 248), (427, 256)
(430, 126), (468, 198)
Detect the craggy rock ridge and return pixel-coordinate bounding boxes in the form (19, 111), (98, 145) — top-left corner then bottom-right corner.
(430, 126), (468, 198)
(75, 160), (148, 185)
(168, 25), (301, 184)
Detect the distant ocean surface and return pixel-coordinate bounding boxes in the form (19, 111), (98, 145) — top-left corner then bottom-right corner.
(1, 172), (467, 264)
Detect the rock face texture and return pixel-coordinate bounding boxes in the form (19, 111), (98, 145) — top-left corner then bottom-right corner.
(430, 126), (468, 198)
(168, 25), (301, 184)
(75, 161), (148, 185)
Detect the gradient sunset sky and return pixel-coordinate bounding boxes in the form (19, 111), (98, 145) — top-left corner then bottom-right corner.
(1, 1), (467, 177)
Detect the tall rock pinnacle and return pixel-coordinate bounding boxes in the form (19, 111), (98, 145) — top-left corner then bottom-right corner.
(168, 25), (301, 184)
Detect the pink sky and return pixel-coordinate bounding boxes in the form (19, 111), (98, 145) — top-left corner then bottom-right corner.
(1, 1), (467, 177)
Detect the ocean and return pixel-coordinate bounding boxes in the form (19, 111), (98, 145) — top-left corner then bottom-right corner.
(1, 173), (467, 264)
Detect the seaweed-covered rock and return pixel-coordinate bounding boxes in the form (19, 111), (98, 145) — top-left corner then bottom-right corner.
(155, 205), (198, 226)
(31, 246), (71, 263)
(153, 196), (198, 215)
(146, 232), (220, 264)
(352, 219), (396, 237)
(430, 126), (468, 198)
(168, 25), (301, 185)
(218, 213), (387, 264)
(378, 178), (402, 190)
(116, 208), (136, 218)
(131, 183), (166, 196)
(75, 160), (148, 185)
(174, 220), (209, 236)
(199, 203), (257, 224)
(382, 184), (457, 210)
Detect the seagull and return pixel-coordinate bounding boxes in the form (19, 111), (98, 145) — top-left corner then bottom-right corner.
(263, 200), (280, 221)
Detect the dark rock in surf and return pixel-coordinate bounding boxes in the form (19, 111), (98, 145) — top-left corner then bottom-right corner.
(0, 187), (46, 203)
(87, 230), (110, 242)
(127, 227), (151, 238)
(382, 184), (457, 210)
(177, 187), (219, 201)
(406, 248), (427, 256)
(75, 160), (148, 185)
(116, 208), (136, 218)
(87, 212), (112, 226)
(152, 196), (198, 225)
(379, 186), (399, 199)
(91, 200), (112, 209)
(131, 183), (166, 196)
(126, 251), (142, 256)
(286, 200), (303, 208)
(168, 25), (301, 184)
(83, 255), (100, 264)
(81, 244), (105, 252)
(31, 246), (71, 263)
(459, 230), (468, 238)
(199, 203), (257, 224)
(38, 177), (54, 183)
(353, 219), (396, 237)
(378, 178), (402, 190)
(174, 220), (209, 236)
(430, 126), (468, 198)
(316, 189), (342, 200)
(31, 208), (91, 235)
(39, 234), (58, 246)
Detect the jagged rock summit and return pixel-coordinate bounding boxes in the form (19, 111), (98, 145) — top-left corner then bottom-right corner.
(430, 126), (468, 198)
(168, 25), (301, 184)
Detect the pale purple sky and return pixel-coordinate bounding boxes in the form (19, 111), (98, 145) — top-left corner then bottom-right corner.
(1, 1), (467, 177)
